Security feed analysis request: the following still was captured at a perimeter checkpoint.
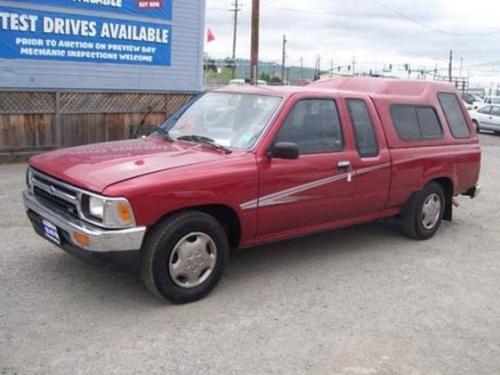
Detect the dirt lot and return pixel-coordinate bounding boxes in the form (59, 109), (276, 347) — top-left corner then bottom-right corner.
(1, 134), (500, 375)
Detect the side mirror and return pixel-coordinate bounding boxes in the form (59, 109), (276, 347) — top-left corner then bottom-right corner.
(270, 142), (299, 159)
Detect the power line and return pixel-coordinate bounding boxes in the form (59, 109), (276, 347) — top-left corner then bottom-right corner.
(464, 60), (500, 69)
(368, 0), (500, 37)
(273, 7), (386, 17)
(213, 3), (500, 39)
(274, 3), (500, 39)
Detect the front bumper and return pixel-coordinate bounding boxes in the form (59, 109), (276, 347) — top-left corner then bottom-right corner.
(23, 190), (146, 253)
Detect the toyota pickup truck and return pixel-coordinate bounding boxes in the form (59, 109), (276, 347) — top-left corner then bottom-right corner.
(24, 77), (481, 304)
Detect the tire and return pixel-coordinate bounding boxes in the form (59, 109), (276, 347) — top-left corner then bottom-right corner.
(401, 182), (445, 240)
(140, 210), (229, 304)
(472, 120), (480, 133)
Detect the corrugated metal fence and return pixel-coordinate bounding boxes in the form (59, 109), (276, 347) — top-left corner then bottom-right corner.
(0, 91), (193, 157)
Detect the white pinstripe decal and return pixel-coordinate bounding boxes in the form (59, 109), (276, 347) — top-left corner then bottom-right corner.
(240, 162), (391, 210)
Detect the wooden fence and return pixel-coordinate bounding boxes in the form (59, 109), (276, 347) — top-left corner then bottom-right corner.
(0, 91), (194, 158)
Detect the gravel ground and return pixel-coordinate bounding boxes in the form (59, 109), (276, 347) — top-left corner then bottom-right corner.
(1, 134), (500, 375)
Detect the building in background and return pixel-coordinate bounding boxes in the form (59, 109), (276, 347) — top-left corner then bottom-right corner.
(0, 0), (205, 159)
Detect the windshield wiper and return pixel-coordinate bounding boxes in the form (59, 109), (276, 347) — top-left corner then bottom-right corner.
(177, 135), (233, 154)
(154, 127), (174, 142)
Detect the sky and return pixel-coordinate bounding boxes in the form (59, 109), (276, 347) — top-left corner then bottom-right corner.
(205, 0), (500, 87)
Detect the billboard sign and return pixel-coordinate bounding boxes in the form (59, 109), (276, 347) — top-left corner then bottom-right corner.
(0, 5), (171, 66)
(11, 0), (172, 20)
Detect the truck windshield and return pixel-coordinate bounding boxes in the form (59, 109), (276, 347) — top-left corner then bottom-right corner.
(160, 92), (282, 150)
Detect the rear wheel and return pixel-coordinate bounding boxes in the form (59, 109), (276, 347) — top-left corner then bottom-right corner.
(141, 210), (229, 304)
(401, 182), (445, 240)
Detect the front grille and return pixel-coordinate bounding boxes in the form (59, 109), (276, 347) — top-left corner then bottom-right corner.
(34, 174), (77, 198)
(31, 170), (80, 219)
(33, 186), (79, 218)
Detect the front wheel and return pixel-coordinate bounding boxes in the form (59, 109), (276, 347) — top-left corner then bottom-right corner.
(401, 182), (445, 240)
(141, 210), (229, 304)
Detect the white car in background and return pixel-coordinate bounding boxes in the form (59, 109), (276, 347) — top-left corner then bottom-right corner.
(462, 93), (484, 110)
(469, 105), (500, 134)
(228, 79), (246, 86)
(229, 79), (268, 87)
(482, 96), (500, 106)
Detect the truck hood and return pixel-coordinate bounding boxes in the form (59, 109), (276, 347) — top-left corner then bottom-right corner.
(29, 137), (232, 193)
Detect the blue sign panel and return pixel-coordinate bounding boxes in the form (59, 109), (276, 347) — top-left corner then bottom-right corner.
(11, 0), (172, 20)
(0, 6), (172, 66)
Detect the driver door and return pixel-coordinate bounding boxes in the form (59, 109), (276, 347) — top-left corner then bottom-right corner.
(255, 96), (355, 237)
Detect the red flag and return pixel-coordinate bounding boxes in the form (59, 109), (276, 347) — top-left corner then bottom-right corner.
(207, 27), (216, 43)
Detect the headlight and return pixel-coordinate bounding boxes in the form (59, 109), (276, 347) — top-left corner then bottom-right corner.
(84, 195), (135, 228)
(89, 196), (105, 219)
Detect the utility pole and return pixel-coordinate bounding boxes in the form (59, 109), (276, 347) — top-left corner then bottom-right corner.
(352, 56), (356, 76)
(330, 59), (333, 78)
(448, 49), (453, 82)
(459, 57), (463, 76)
(300, 57), (303, 82)
(250, 0), (260, 85)
(281, 35), (287, 84)
(314, 55), (321, 81)
(230, 0), (242, 79)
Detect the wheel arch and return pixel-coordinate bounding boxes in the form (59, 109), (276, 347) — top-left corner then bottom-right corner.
(428, 177), (454, 221)
(149, 204), (242, 249)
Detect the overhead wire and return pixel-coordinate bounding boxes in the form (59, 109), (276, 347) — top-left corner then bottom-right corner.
(368, 0), (500, 37)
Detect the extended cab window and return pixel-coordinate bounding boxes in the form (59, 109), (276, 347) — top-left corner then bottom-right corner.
(391, 105), (443, 141)
(346, 99), (378, 157)
(438, 93), (471, 138)
(275, 99), (343, 154)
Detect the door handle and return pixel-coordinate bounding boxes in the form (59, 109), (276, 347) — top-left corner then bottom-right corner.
(337, 160), (351, 170)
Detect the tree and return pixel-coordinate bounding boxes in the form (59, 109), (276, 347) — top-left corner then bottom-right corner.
(270, 76), (282, 84)
(259, 72), (271, 82)
(204, 58), (217, 73)
(224, 57), (235, 69)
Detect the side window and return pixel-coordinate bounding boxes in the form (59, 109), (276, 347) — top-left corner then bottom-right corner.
(275, 99), (344, 154)
(491, 106), (500, 117)
(391, 105), (443, 141)
(390, 106), (420, 141)
(416, 107), (443, 139)
(478, 106), (491, 114)
(438, 93), (471, 138)
(346, 99), (379, 157)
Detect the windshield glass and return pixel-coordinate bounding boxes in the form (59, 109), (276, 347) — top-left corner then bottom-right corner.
(161, 92), (282, 150)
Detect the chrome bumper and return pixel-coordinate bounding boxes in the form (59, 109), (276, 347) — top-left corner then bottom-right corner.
(23, 190), (146, 252)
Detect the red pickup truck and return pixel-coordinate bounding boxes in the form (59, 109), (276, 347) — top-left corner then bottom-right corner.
(24, 78), (481, 304)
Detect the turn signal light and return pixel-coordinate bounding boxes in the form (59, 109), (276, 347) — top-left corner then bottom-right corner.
(73, 232), (90, 247)
(117, 202), (132, 223)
